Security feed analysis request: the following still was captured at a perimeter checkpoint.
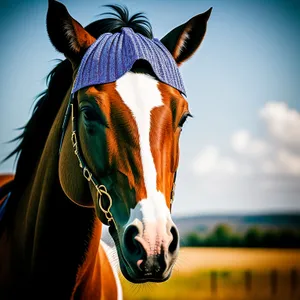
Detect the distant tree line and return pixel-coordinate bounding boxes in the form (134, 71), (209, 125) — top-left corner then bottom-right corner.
(182, 224), (300, 248)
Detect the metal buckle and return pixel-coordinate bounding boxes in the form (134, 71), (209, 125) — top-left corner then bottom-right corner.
(97, 185), (113, 222)
(83, 167), (92, 181)
(71, 131), (77, 148)
(104, 211), (113, 223)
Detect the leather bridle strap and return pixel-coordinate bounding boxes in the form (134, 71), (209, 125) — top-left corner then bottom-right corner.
(68, 93), (115, 225)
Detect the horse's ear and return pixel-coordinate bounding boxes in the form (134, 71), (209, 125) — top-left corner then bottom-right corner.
(46, 0), (95, 66)
(161, 8), (212, 66)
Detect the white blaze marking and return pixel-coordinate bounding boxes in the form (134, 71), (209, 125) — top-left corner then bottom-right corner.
(116, 72), (163, 198)
(116, 73), (173, 255)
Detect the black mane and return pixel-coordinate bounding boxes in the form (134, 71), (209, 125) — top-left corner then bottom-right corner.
(1, 5), (153, 227)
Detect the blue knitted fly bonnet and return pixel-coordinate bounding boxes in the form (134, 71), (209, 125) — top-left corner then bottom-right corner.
(72, 27), (186, 96)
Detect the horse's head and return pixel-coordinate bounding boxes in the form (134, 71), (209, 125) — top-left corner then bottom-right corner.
(47, 1), (211, 283)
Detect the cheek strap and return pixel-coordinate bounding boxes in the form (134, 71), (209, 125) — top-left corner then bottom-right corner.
(60, 93), (116, 227)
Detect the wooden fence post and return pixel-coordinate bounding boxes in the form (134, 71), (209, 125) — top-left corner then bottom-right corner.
(211, 271), (217, 295)
(270, 269), (278, 295)
(245, 270), (252, 292)
(291, 268), (297, 296)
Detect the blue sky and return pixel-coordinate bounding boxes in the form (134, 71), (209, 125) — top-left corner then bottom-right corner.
(0, 0), (300, 216)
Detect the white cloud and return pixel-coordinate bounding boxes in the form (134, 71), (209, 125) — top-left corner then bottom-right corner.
(260, 102), (300, 148)
(260, 150), (300, 175)
(193, 102), (300, 178)
(261, 160), (278, 174)
(184, 101), (300, 215)
(277, 149), (300, 175)
(231, 129), (269, 157)
(193, 146), (237, 175)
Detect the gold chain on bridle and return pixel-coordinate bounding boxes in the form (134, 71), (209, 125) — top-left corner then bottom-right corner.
(71, 129), (114, 224)
(69, 94), (115, 226)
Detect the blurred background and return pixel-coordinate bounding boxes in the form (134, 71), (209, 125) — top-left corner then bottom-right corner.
(0, 0), (300, 299)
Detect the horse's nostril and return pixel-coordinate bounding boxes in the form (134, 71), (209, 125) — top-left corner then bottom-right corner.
(137, 259), (149, 273)
(137, 259), (144, 271)
(124, 225), (143, 255)
(168, 226), (179, 254)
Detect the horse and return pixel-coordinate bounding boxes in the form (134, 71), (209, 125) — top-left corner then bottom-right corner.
(0, 0), (211, 298)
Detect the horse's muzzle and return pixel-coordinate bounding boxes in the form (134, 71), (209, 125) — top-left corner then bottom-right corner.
(120, 220), (179, 282)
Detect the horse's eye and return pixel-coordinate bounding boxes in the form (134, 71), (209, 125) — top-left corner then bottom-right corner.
(81, 106), (109, 128)
(178, 112), (192, 128)
(81, 107), (98, 121)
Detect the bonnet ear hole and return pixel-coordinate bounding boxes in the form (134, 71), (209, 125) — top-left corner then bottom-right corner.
(130, 60), (157, 79)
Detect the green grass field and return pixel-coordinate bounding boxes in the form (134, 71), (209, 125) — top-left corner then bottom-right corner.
(121, 248), (300, 300)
